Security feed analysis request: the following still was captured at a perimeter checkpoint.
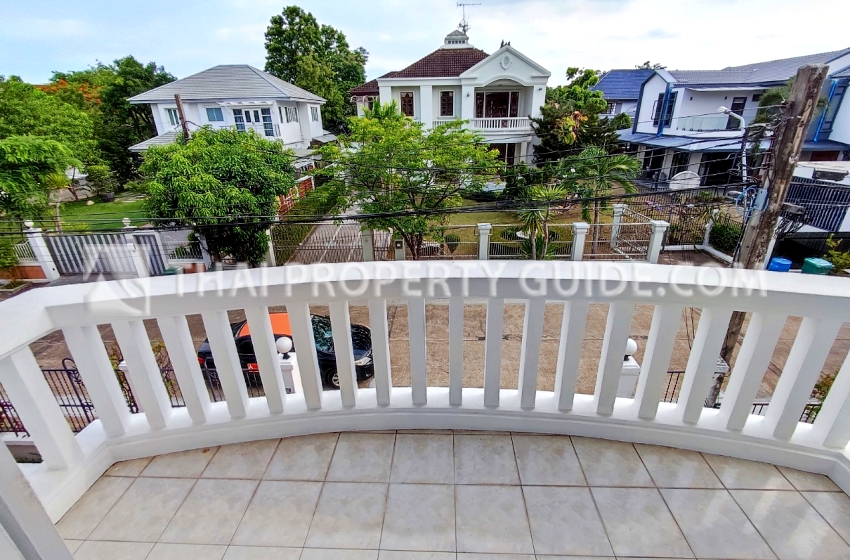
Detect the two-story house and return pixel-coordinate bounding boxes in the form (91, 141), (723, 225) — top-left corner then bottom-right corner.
(591, 69), (654, 120)
(349, 30), (551, 164)
(619, 48), (850, 188)
(128, 65), (332, 153)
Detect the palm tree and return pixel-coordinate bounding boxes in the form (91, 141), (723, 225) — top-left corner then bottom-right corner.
(516, 182), (569, 259)
(568, 146), (640, 255)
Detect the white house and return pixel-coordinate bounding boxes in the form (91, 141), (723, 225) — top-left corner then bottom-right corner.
(619, 48), (850, 188)
(350, 30), (551, 164)
(128, 65), (333, 152)
(591, 69), (655, 119)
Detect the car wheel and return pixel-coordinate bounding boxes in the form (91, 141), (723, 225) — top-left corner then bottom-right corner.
(324, 368), (340, 390)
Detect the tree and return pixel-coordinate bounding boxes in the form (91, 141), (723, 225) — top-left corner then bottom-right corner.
(566, 146), (640, 252)
(265, 5), (367, 131)
(0, 136), (77, 220)
(636, 61), (666, 70)
(318, 102), (500, 259)
(141, 128), (295, 266)
(611, 113), (632, 130)
(0, 77), (97, 164)
(516, 182), (569, 259)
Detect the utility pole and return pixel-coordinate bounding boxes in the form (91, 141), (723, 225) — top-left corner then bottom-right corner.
(174, 94), (191, 140)
(711, 65), (828, 404)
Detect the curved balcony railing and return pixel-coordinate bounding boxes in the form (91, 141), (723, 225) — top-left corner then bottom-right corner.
(470, 117), (531, 130)
(0, 261), (848, 523)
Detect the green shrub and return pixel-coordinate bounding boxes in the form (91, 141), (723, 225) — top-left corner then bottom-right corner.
(444, 233), (460, 253)
(0, 237), (19, 277)
(709, 221), (742, 255)
(825, 234), (850, 273)
(85, 164), (118, 195)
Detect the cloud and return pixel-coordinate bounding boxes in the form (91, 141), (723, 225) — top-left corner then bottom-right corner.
(0, 17), (90, 40)
(643, 29), (679, 40)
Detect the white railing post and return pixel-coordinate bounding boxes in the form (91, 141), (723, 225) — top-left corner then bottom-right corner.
(22, 221), (59, 281)
(632, 304), (683, 418)
(518, 298), (546, 409)
(329, 300), (359, 407)
(244, 306), (287, 413)
(361, 229), (375, 262)
(554, 301), (589, 411)
(394, 237), (406, 261)
(122, 222), (149, 278)
(0, 349), (83, 469)
(611, 204), (626, 249)
(200, 311), (250, 418)
(647, 220), (670, 264)
(0, 442), (75, 560)
(157, 315), (211, 424)
(594, 301), (636, 415)
(367, 298), (393, 406)
(812, 349), (850, 449)
(570, 222), (589, 261)
(264, 228), (276, 267)
(477, 223), (492, 260)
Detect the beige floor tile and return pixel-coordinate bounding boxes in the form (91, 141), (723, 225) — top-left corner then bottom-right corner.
(88, 477), (195, 542)
(635, 444), (722, 489)
(300, 550), (378, 560)
(390, 434), (454, 484)
(141, 447), (218, 478)
(146, 543), (227, 560)
(454, 434), (519, 484)
(304, 482), (387, 549)
(326, 433), (395, 483)
(456, 555), (535, 560)
(572, 437), (652, 487)
(104, 457), (152, 477)
(72, 540), (153, 560)
(264, 433), (338, 481)
(732, 490), (850, 560)
(591, 487), (693, 558)
(381, 484), (455, 552)
(802, 491), (850, 544)
(660, 488), (775, 559)
(231, 480), (322, 547)
(201, 439), (279, 479)
(523, 486), (613, 556)
(778, 466), (841, 492)
(702, 455), (794, 490)
(455, 485), (533, 554)
(512, 435), (586, 486)
(222, 546), (301, 560)
(64, 540), (83, 553)
(57, 476), (134, 540)
(380, 552), (456, 559)
(159, 478), (258, 545)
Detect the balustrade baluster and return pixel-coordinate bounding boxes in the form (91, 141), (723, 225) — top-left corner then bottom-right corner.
(633, 304), (683, 419)
(518, 299), (546, 410)
(483, 298), (505, 408)
(449, 296), (464, 406)
(158, 315), (211, 424)
(812, 348), (850, 448)
(200, 311), (249, 418)
(244, 306), (287, 413)
(554, 301), (589, 412)
(288, 302), (323, 410)
(408, 298), (427, 406)
(595, 302), (636, 415)
(368, 298), (392, 406)
(329, 301), (358, 407)
(112, 320), (173, 429)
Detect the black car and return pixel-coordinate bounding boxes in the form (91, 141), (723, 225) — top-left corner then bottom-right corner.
(197, 312), (374, 389)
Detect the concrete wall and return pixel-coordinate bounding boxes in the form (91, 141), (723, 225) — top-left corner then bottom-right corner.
(634, 74), (670, 135)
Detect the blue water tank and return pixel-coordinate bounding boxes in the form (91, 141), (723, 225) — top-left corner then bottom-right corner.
(767, 257), (792, 272)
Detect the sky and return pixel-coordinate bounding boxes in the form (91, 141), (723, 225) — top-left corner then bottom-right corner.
(2, 0), (849, 86)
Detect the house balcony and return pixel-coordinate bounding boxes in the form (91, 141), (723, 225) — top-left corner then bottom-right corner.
(2, 262), (850, 558)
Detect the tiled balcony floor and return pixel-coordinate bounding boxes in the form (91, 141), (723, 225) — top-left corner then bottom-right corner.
(57, 431), (850, 560)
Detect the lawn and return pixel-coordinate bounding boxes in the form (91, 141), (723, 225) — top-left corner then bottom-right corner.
(58, 196), (149, 231)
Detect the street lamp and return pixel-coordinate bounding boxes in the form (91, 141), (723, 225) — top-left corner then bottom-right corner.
(719, 106), (748, 180)
(276, 336), (293, 359)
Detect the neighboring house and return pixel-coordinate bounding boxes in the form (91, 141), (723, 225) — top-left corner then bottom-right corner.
(787, 160), (850, 233)
(591, 69), (654, 119)
(128, 65), (334, 153)
(619, 48), (850, 187)
(349, 29), (551, 164)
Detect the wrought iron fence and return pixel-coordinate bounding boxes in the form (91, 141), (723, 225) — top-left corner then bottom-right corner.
(159, 232), (203, 261)
(488, 224), (526, 259)
(583, 222), (652, 260)
(0, 382), (27, 436)
(414, 226), (479, 260)
(270, 220), (363, 265)
(13, 241), (37, 264)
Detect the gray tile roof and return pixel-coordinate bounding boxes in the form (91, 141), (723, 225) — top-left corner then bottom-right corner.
(128, 131), (179, 152)
(666, 48), (850, 86)
(591, 69), (654, 100)
(831, 65), (850, 78)
(128, 65), (325, 104)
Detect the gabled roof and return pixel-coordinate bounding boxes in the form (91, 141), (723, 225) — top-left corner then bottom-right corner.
(461, 44), (551, 79)
(831, 65), (850, 78)
(591, 69), (654, 100)
(668, 70), (758, 85)
(386, 48), (489, 78)
(128, 131), (178, 152)
(128, 65), (325, 104)
(350, 79), (379, 96)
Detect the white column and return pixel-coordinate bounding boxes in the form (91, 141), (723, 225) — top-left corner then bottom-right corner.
(461, 85), (475, 121)
(244, 306), (287, 413)
(530, 84), (546, 119)
(448, 296), (464, 406)
(264, 228), (276, 267)
(361, 230), (375, 262)
(618, 357), (641, 398)
(200, 311), (249, 419)
(0, 349), (83, 469)
(647, 220), (670, 264)
(0, 442), (75, 560)
(570, 222), (589, 261)
(122, 223), (149, 278)
(288, 302), (324, 410)
(379, 85), (392, 107)
(610, 204), (626, 249)
(329, 300), (358, 407)
(477, 223), (491, 260)
(22, 222), (59, 281)
(419, 85), (433, 128)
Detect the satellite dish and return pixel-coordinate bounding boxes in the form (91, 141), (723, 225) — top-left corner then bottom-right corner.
(668, 170), (700, 191)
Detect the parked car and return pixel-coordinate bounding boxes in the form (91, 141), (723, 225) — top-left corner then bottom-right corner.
(197, 312), (374, 389)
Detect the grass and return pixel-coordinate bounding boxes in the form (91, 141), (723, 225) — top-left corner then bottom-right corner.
(58, 196), (148, 231)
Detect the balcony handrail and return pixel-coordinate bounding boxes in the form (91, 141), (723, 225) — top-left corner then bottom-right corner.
(0, 261), (849, 524)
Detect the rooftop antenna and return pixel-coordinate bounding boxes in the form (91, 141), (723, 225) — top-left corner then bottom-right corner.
(457, 2), (480, 34)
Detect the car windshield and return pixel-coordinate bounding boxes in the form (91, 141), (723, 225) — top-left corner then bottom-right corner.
(311, 315), (334, 354)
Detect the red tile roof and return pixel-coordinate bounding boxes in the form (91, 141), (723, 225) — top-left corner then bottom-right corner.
(349, 48), (489, 95)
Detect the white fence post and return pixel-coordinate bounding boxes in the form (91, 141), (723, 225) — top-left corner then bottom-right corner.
(122, 221), (149, 278)
(197, 233), (213, 270)
(571, 222), (589, 261)
(611, 203), (626, 249)
(477, 223), (491, 260)
(394, 237), (406, 261)
(22, 222), (59, 281)
(264, 228), (277, 267)
(647, 220), (670, 264)
(362, 229), (375, 262)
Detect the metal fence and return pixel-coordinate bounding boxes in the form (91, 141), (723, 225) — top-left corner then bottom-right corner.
(270, 220), (364, 265)
(583, 222), (652, 260)
(414, 226), (479, 260)
(159, 230), (204, 262)
(0, 382), (26, 436)
(488, 225), (526, 259)
(45, 232), (138, 275)
(13, 241), (37, 264)
(786, 177), (850, 231)
(771, 231), (850, 268)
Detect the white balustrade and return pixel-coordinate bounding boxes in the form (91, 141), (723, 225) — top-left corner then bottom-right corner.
(0, 260), (848, 531)
(470, 117), (531, 130)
